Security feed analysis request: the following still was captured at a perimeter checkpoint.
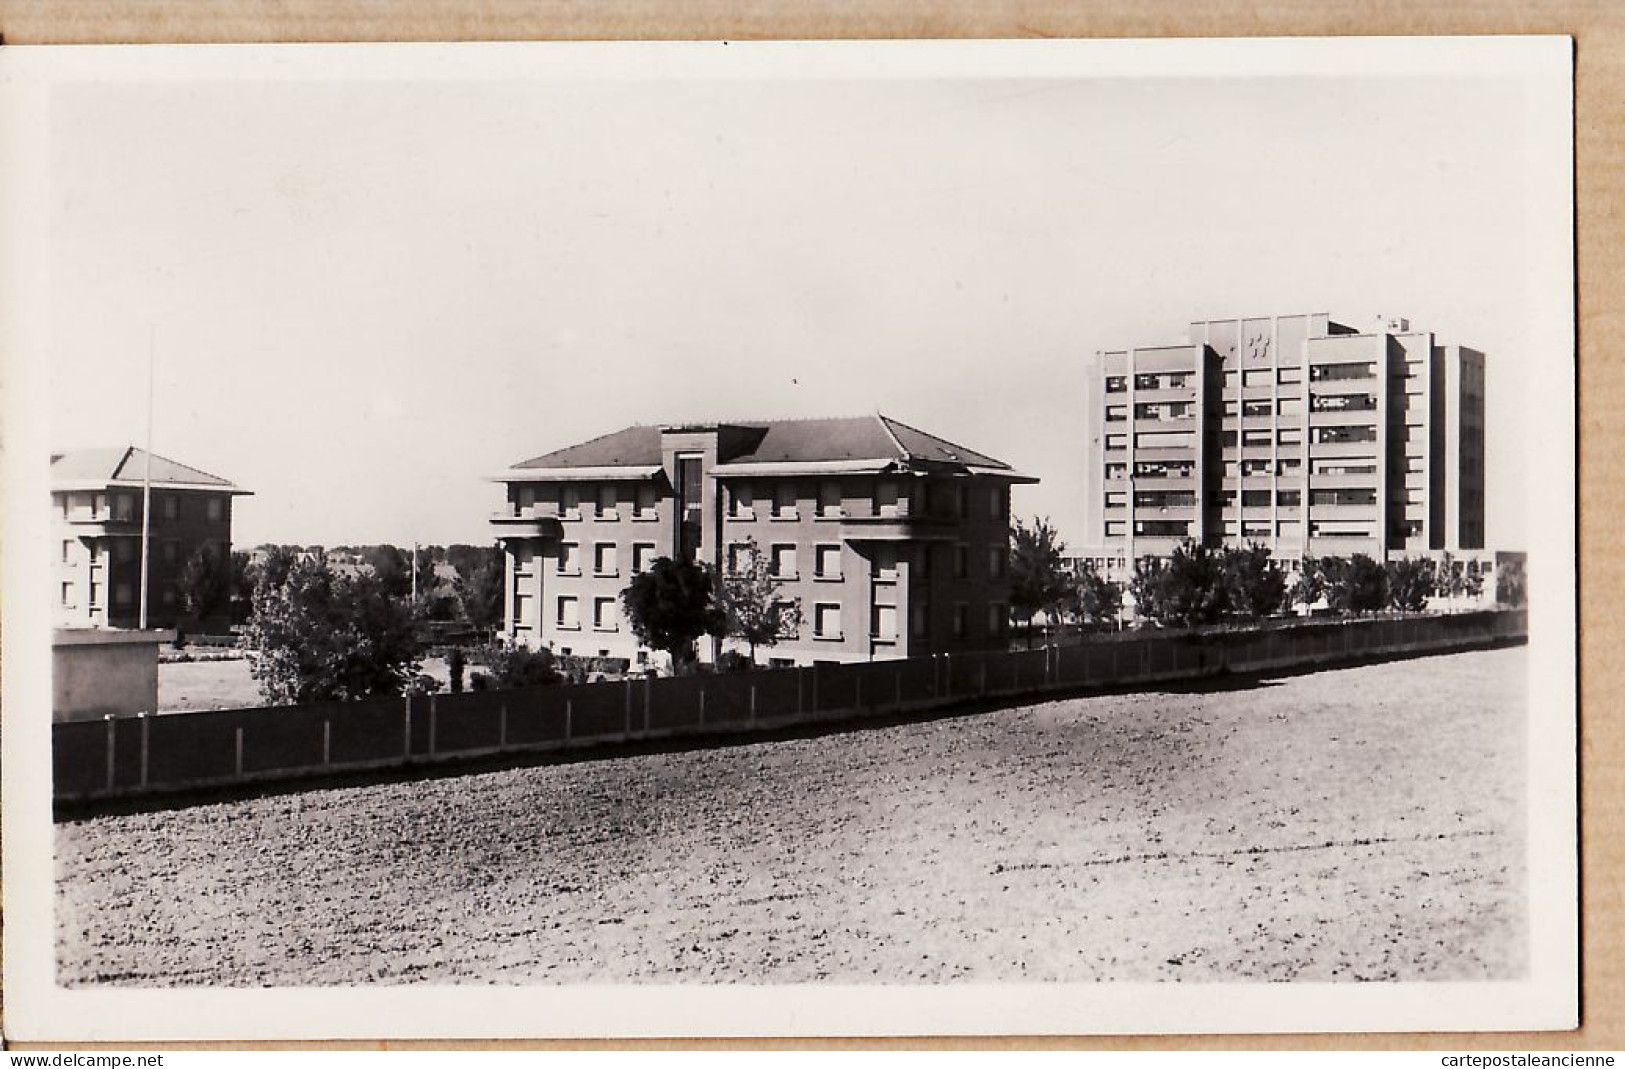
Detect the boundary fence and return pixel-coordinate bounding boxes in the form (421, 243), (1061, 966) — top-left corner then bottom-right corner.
(53, 609), (1527, 803)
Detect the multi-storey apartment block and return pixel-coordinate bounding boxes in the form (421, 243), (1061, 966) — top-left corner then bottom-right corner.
(1083, 313), (1486, 564)
(490, 415), (1036, 667)
(52, 447), (251, 630)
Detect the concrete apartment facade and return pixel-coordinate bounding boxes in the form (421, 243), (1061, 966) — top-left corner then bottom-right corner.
(490, 415), (1036, 668)
(52, 447), (251, 631)
(1082, 313), (1487, 567)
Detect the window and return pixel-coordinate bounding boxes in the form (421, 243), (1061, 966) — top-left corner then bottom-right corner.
(632, 543), (656, 574)
(1134, 520), (1189, 537)
(987, 603), (1007, 635)
(814, 544), (842, 580)
(1105, 405), (1127, 422)
(596, 484), (618, 519)
(1310, 488), (1378, 507)
(771, 544), (797, 579)
(772, 601), (800, 640)
(1241, 458), (1270, 476)
(1242, 429), (1271, 447)
(113, 539), (137, 564)
(1105, 375), (1127, 393)
(1278, 366), (1304, 385)
(1278, 397), (1304, 417)
(727, 543), (752, 575)
(1242, 520), (1271, 537)
(954, 543), (970, 579)
(818, 481), (843, 518)
(986, 546), (1006, 579)
(814, 603), (842, 640)
(1137, 430), (1194, 449)
(1310, 392), (1377, 413)
(1104, 521), (1126, 537)
(1243, 369), (1271, 388)
(1243, 399), (1272, 417)
(1104, 463), (1127, 480)
(60, 539), (72, 563)
(875, 480), (900, 517)
(1242, 490), (1271, 508)
(1278, 458), (1303, 476)
(1134, 460), (1194, 479)
(206, 497), (224, 522)
(1105, 434), (1128, 451)
(988, 485), (1005, 519)
(593, 543), (617, 576)
(874, 544), (898, 580)
(557, 596), (580, 629)
(873, 604), (898, 641)
(560, 485), (582, 519)
(1405, 456), (1426, 474)
(952, 603), (968, 638)
(1134, 490), (1196, 508)
(634, 483), (658, 520)
(1104, 492), (1126, 508)
(162, 496), (179, 521)
(1309, 362), (1375, 382)
(1278, 428), (1303, 446)
(1313, 458), (1377, 476)
(89, 581), (101, 606)
(1278, 490), (1302, 507)
(558, 542), (580, 575)
(593, 597), (618, 631)
(1314, 425), (1378, 445)
(112, 494), (134, 521)
(60, 581), (73, 607)
(773, 482), (798, 519)
(729, 484), (755, 519)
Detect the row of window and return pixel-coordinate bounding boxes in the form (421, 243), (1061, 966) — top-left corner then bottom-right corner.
(1105, 372), (1192, 393)
(60, 538), (221, 566)
(515, 483), (660, 521)
(59, 579), (179, 609)
(547, 594), (1007, 643)
(59, 492), (227, 524)
(555, 541), (657, 577)
(1101, 519), (1381, 541)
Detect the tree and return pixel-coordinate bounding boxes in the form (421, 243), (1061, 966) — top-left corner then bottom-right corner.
(361, 544), (412, 598)
(244, 557), (426, 704)
(1290, 556), (1327, 614)
(1385, 557), (1437, 613)
(453, 547), (507, 637)
(1008, 516), (1071, 646)
(228, 550), (255, 624)
(250, 544), (301, 594)
(1064, 567), (1122, 628)
(715, 538), (803, 663)
(620, 556), (725, 672)
(178, 543), (232, 625)
(469, 642), (560, 690)
(1132, 540), (1228, 628)
(1496, 556), (1528, 607)
(1220, 542), (1288, 620)
(1322, 554), (1387, 616)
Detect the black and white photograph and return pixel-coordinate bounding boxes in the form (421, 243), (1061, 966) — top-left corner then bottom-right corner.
(0, 36), (1576, 1040)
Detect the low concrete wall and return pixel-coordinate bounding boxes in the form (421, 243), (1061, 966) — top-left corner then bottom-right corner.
(53, 629), (174, 723)
(53, 610), (1527, 803)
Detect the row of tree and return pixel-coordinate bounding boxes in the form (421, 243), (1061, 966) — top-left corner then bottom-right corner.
(1008, 518), (1506, 635)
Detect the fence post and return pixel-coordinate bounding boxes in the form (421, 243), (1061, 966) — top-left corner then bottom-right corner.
(565, 698), (574, 742)
(1013, 654), (1020, 691)
(643, 677), (652, 736)
(233, 725), (244, 779)
(812, 665), (819, 714)
(796, 669), (805, 715)
(428, 695), (438, 759)
(323, 719), (332, 767)
(698, 685), (707, 729)
(139, 712), (151, 788)
(855, 673), (863, 711)
(104, 715), (117, 793)
(979, 655), (988, 696)
(894, 666), (902, 709)
(403, 694), (413, 760)
(498, 703), (508, 750)
(625, 679), (634, 735)
(944, 653), (951, 698)
(749, 682), (757, 726)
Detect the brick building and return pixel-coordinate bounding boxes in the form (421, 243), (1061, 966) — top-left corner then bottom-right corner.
(52, 447), (251, 630)
(1082, 313), (1486, 565)
(490, 415), (1036, 667)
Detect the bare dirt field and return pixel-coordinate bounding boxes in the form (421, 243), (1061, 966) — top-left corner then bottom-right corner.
(57, 646), (1526, 985)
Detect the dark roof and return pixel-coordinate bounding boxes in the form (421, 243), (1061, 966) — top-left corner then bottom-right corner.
(510, 415), (1017, 472)
(50, 446), (244, 490)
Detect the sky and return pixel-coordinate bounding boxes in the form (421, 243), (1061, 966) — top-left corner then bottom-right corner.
(41, 44), (1555, 551)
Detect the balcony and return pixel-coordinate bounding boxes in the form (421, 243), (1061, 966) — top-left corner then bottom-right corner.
(837, 501), (956, 542)
(64, 511), (140, 539)
(488, 510), (564, 540)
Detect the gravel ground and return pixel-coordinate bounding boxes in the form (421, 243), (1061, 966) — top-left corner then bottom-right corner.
(57, 646), (1526, 985)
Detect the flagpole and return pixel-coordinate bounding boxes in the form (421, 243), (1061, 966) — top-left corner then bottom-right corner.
(138, 327), (154, 630)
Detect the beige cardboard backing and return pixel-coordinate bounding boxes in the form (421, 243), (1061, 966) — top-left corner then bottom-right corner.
(0, 0), (1613, 1052)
